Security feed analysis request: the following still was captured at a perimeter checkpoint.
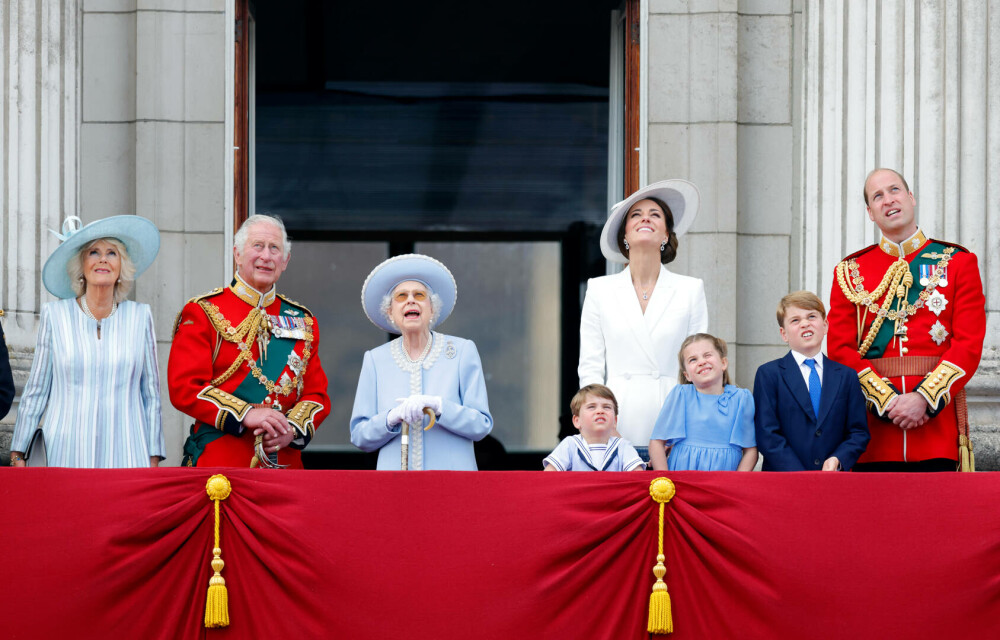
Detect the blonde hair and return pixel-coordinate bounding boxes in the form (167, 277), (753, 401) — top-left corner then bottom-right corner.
(677, 333), (731, 386)
(68, 237), (136, 304)
(776, 290), (826, 327)
(570, 384), (619, 417)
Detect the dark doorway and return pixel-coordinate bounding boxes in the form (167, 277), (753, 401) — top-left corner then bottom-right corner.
(252, 0), (615, 469)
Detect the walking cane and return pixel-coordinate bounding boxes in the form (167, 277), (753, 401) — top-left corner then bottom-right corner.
(400, 407), (437, 470)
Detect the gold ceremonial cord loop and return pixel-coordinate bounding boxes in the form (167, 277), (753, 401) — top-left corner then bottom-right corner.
(836, 259), (906, 358)
(201, 301), (313, 394)
(835, 257), (905, 306)
(857, 262), (907, 358)
(836, 248), (956, 357)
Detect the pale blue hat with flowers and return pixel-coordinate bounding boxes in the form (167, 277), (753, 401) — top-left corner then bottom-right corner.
(361, 254), (457, 333)
(42, 215), (161, 299)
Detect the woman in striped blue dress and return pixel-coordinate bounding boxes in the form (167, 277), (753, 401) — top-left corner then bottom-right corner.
(10, 216), (164, 468)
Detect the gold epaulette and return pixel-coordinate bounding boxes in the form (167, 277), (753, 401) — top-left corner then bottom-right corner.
(172, 287), (224, 336)
(915, 360), (965, 411)
(858, 367), (896, 417)
(277, 293), (314, 317)
(840, 244), (878, 263)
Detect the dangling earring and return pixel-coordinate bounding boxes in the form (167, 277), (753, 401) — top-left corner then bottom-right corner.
(623, 239), (630, 251)
(660, 239), (667, 252)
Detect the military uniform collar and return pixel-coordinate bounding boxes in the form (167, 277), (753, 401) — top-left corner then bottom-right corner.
(230, 273), (277, 308)
(879, 228), (928, 258)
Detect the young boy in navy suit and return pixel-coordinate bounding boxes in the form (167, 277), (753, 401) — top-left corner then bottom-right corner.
(753, 291), (870, 471)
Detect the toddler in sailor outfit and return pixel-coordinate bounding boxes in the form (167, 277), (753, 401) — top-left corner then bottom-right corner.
(543, 384), (645, 471)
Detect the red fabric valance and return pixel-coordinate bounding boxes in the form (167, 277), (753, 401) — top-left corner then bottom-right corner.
(1, 469), (998, 639)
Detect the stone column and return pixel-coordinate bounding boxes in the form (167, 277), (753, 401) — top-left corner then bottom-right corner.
(645, 1), (798, 387)
(1, 1), (228, 463)
(127, 0), (228, 463)
(0, 0), (79, 447)
(800, 0), (1000, 467)
(646, 0), (740, 368)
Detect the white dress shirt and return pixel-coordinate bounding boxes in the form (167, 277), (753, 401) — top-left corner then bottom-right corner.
(789, 349), (824, 391)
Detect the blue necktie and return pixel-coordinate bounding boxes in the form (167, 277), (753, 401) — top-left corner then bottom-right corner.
(805, 358), (822, 418)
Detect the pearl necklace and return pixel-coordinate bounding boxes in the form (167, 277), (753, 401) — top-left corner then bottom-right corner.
(401, 333), (433, 364)
(79, 296), (118, 338)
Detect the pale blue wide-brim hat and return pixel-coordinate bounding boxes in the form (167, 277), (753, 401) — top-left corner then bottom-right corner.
(600, 179), (700, 263)
(361, 254), (457, 333)
(42, 215), (161, 299)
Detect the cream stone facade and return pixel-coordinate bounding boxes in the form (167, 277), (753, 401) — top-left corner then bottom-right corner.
(3, 0), (998, 467)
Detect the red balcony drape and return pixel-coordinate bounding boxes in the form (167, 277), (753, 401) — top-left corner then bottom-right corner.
(2, 469), (998, 639)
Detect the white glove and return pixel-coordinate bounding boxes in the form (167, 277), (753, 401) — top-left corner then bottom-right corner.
(402, 395), (443, 425)
(386, 399), (408, 428)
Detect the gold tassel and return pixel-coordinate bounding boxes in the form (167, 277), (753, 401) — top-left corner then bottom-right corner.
(959, 435), (975, 472)
(204, 474), (232, 628)
(648, 477), (676, 635)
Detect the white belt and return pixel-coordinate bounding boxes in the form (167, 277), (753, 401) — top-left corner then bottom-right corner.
(615, 371), (663, 381)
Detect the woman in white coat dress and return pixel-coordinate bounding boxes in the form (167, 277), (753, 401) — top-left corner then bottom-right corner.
(578, 180), (709, 459)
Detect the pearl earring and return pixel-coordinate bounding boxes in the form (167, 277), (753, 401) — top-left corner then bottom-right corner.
(623, 239), (630, 251)
(660, 239), (667, 252)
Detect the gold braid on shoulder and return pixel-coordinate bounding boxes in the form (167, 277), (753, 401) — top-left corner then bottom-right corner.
(836, 258), (908, 357)
(835, 248), (955, 358)
(197, 300), (313, 394)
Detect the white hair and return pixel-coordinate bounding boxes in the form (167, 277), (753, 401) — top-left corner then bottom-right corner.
(380, 285), (442, 332)
(234, 214), (291, 259)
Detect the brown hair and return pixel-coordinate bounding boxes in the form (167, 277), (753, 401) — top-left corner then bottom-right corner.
(863, 168), (910, 205)
(776, 290), (826, 327)
(570, 384), (619, 417)
(677, 333), (731, 386)
(616, 197), (679, 264)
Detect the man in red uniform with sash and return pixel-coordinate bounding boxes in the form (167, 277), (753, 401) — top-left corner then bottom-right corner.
(169, 214), (330, 468)
(828, 169), (986, 471)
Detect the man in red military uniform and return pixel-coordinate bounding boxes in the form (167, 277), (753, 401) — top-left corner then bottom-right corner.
(169, 214), (330, 468)
(828, 169), (986, 471)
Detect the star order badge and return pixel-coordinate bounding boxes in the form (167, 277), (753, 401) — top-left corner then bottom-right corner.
(929, 320), (949, 345)
(926, 291), (948, 316)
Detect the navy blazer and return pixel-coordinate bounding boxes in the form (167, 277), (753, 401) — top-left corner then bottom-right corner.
(753, 352), (869, 471)
(0, 321), (14, 421)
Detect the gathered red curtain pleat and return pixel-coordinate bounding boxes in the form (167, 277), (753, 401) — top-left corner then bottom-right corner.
(2, 469), (998, 639)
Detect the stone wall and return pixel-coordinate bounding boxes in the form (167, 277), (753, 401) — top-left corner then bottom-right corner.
(1, 0), (228, 463)
(645, 0), (799, 387)
(799, 0), (1000, 467)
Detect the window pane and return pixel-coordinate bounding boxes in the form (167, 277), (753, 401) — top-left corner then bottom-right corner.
(256, 85), (608, 232)
(278, 241), (388, 448)
(417, 242), (561, 452)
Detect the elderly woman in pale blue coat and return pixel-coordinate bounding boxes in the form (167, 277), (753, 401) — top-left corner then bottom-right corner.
(350, 254), (493, 470)
(10, 215), (164, 468)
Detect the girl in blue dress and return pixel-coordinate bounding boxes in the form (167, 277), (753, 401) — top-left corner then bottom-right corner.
(648, 333), (757, 471)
